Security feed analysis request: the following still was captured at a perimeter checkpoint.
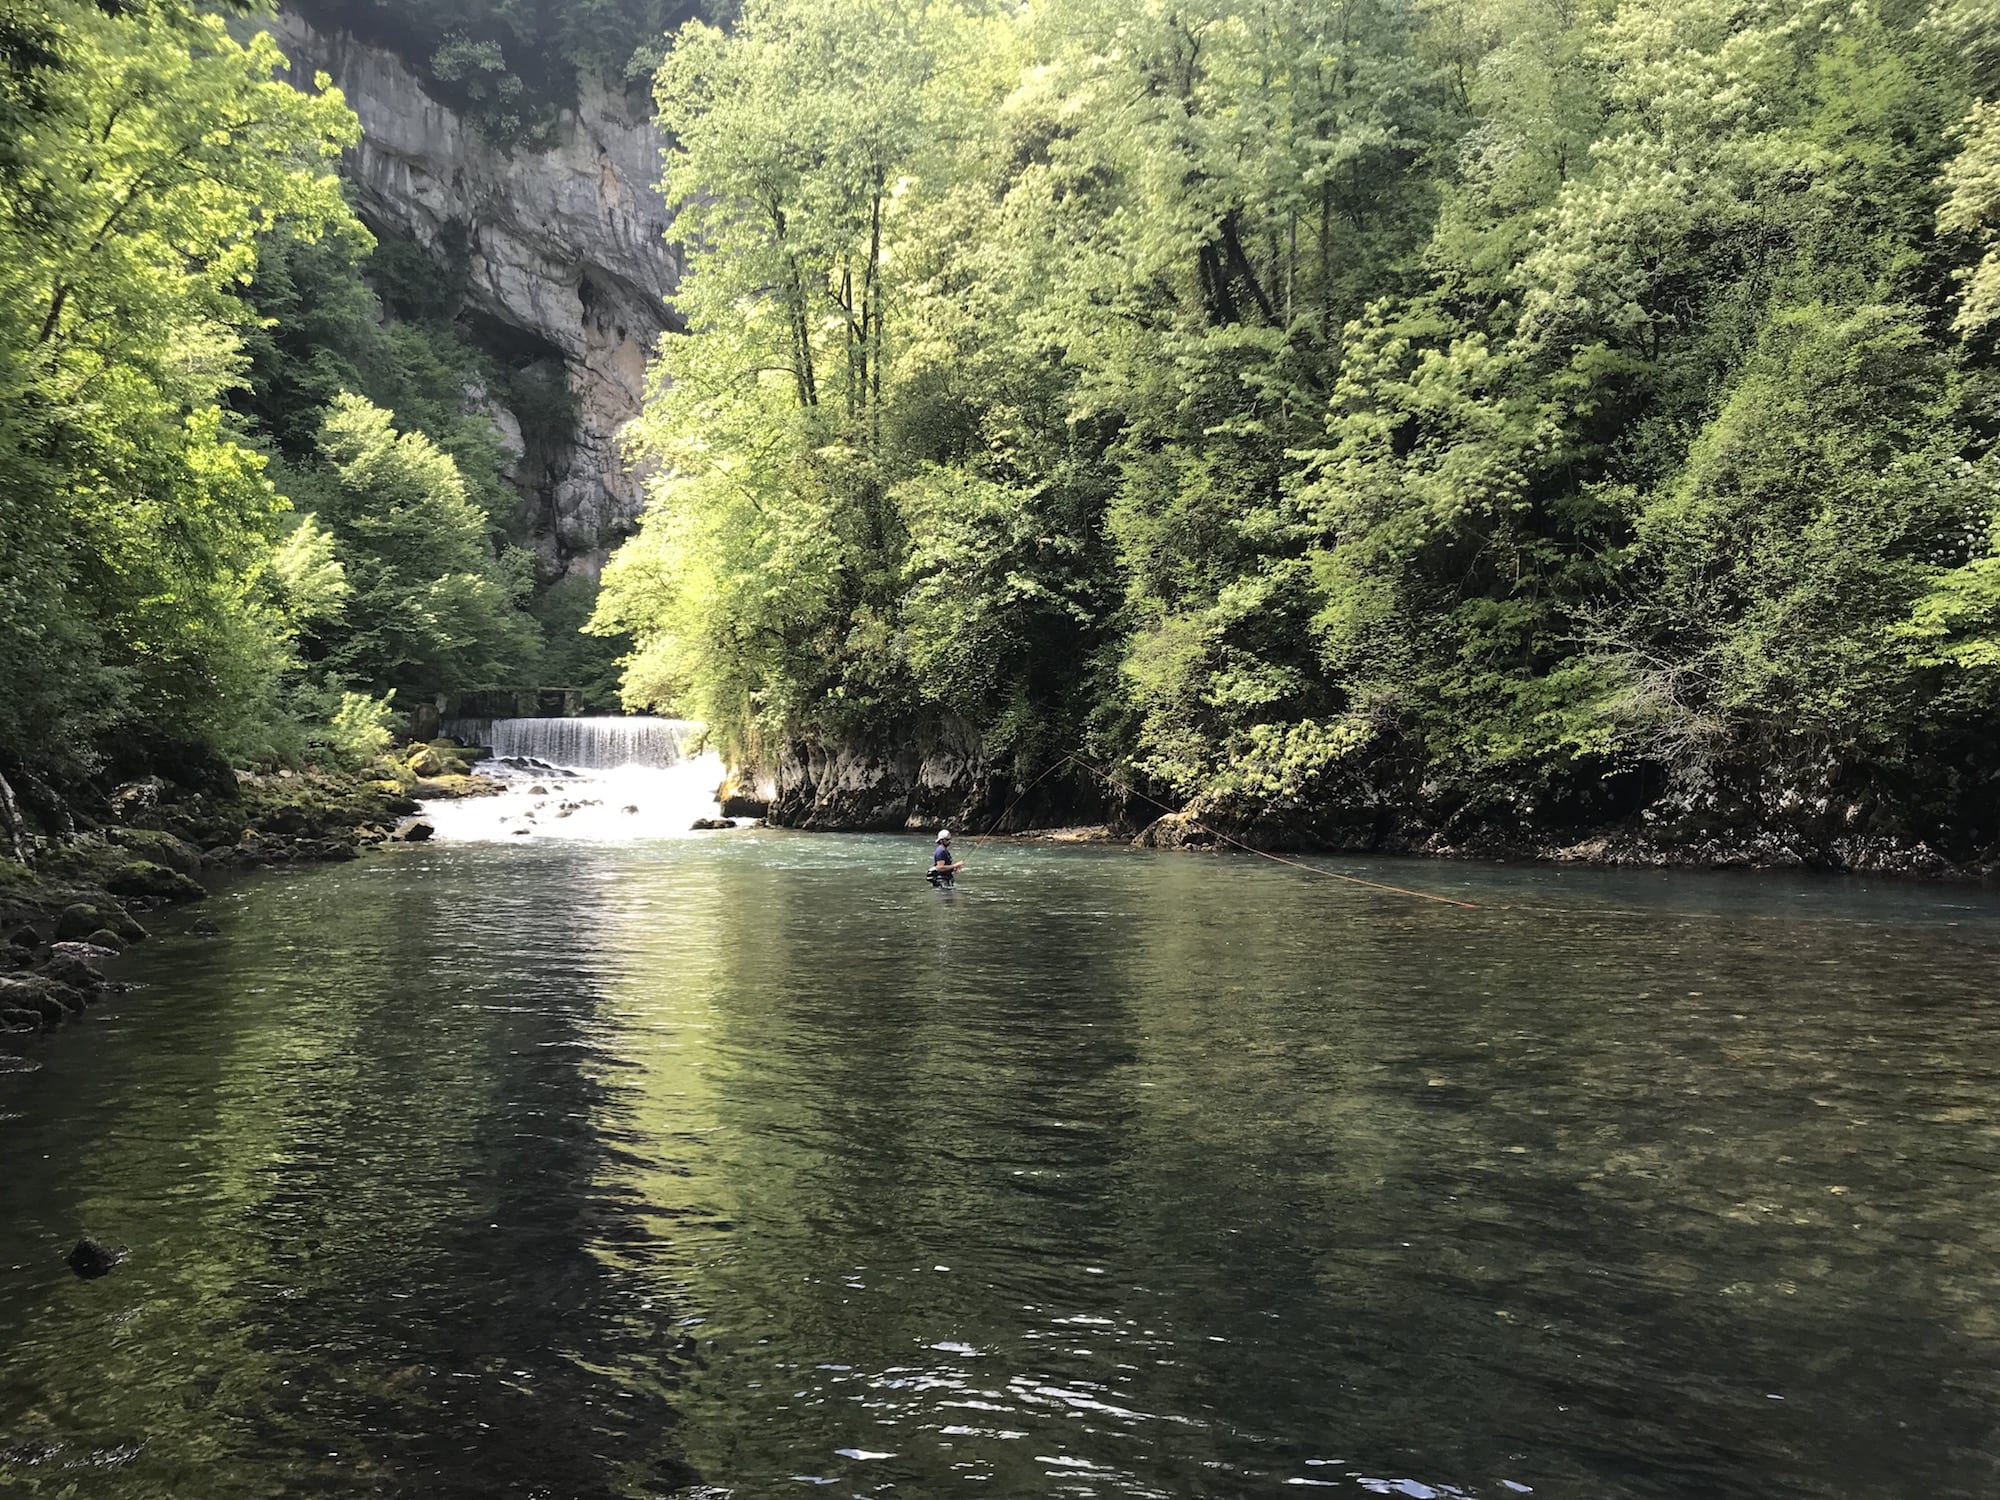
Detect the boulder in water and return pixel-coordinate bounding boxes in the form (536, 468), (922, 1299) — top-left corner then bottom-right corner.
(43, 944), (112, 995)
(190, 917), (222, 937)
(395, 820), (436, 843)
(690, 817), (737, 830)
(55, 904), (107, 942)
(413, 775), (504, 800)
(0, 974), (81, 1021)
(84, 929), (125, 954)
(104, 860), (204, 905)
(67, 1239), (121, 1279)
(621, 805), (640, 815)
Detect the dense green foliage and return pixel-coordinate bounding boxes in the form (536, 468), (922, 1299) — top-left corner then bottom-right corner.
(0, 0), (558, 790)
(596, 0), (2000, 848)
(0, 0), (357, 773)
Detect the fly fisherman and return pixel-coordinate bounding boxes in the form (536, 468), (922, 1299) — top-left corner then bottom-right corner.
(928, 829), (964, 887)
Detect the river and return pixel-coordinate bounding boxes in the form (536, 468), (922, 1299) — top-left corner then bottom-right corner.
(4, 829), (2000, 1498)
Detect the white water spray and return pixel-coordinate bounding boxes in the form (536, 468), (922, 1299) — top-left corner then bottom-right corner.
(427, 716), (731, 844)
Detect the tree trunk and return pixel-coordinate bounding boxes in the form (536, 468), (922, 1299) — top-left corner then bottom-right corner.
(0, 769), (29, 867)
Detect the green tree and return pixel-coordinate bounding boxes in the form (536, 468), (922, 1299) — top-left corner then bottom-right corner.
(299, 394), (540, 697)
(592, 0), (2000, 854)
(0, 0), (360, 773)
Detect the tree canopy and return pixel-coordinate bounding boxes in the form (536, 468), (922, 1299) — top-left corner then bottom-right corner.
(0, 0), (556, 786)
(594, 0), (2000, 852)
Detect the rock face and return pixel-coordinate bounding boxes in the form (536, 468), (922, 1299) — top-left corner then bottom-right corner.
(764, 729), (1099, 833)
(268, 10), (680, 576)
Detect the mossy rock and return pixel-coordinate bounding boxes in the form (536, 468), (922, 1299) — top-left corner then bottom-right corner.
(412, 775), (503, 800)
(104, 827), (204, 877)
(57, 902), (144, 943)
(367, 759), (419, 793)
(103, 860), (205, 905)
(0, 859), (64, 926)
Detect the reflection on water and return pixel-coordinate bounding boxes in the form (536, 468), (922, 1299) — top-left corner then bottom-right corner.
(4, 837), (2000, 1498)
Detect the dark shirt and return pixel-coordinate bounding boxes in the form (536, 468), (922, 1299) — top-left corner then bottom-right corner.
(933, 844), (952, 867)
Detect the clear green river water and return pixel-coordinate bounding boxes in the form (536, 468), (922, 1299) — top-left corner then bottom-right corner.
(5, 832), (2000, 1498)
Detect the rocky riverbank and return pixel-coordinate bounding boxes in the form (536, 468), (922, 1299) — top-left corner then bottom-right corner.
(1130, 763), (2000, 880)
(0, 740), (495, 1047)
(751, 731), (1997, 880)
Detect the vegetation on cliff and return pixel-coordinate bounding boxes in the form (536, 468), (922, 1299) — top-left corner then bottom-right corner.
(0, 0), (558, 867)
(594, 0), (2000, 862)
(289, 0), (710, 145)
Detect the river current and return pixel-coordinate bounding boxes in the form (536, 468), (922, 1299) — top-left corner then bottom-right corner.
(4, 830), (2000, 1498)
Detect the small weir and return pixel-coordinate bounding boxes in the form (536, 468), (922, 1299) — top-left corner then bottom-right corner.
(443, 717), (704, 771)
(429, 717), (727, 842)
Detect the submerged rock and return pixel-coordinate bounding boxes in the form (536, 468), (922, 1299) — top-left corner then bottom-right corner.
(189, 917), (222, 937)
(67, 1239), (121, 1279)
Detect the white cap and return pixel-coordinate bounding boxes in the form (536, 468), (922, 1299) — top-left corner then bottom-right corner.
(937, 829), (952, 842)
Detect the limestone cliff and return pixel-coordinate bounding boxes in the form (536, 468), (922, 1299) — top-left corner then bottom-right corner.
(268, 10), (679, 577)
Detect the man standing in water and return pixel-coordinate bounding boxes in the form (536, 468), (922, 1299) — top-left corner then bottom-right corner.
(929, 829), (964, 887)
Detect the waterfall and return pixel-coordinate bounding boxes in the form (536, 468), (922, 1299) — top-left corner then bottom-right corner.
(443, 717), (704, 771)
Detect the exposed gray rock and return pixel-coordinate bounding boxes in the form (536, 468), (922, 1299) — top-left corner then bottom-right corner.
(767, 728), (1008, 832)
(268, 11), (680, 576)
